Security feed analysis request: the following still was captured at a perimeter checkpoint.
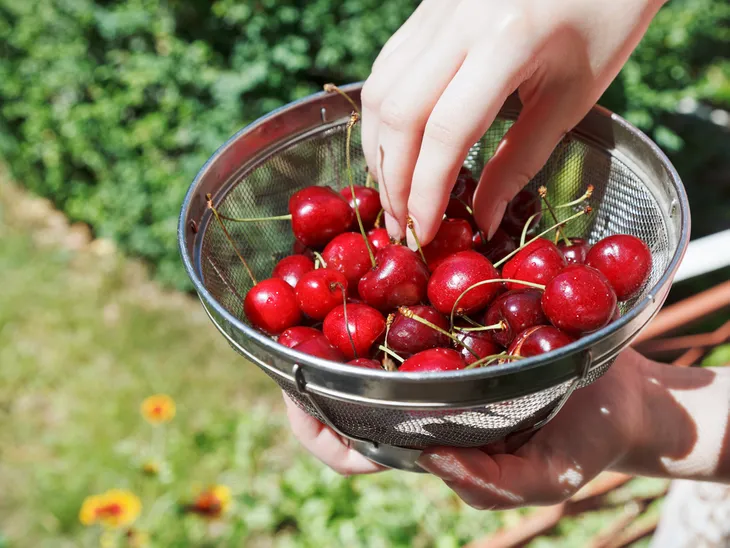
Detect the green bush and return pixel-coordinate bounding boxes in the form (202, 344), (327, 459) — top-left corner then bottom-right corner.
(0, 0), (728, 290)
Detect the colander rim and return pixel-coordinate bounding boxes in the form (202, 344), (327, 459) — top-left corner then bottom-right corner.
(178, 82), (690, 382)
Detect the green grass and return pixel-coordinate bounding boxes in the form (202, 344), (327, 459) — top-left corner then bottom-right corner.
(0, 177), (660, 547)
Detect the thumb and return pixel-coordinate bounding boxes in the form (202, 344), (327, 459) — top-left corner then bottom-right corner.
(472, 93), (585, 241)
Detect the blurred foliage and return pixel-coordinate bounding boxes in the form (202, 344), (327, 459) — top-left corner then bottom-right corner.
(0, 0), (729, 290)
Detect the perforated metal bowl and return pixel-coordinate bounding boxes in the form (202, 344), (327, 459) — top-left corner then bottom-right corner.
(179, 83), (690, 472)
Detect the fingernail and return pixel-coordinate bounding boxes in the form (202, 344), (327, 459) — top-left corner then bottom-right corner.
(486, 199), (508, 241)
(406, 216), (419, 252)
(384, 212), (403, 241)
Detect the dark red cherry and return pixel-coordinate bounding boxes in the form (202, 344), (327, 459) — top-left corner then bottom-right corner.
(501, 238), (566, 291)
(272, 254), (315, 288)
(473, 227), (517, 264)
(399, 348), (466, 372)
(347, 358), (382, 370)
(557, 237), (591, 266)
(292, 240), (315, 260)
(323, 303), (386, 360)
(244, 278), (302, 335)
(501, 190), (542, 237)
(278, 326), (323, 349)
(387, 305), (450, 356)
(322, 232), (372, 291)
(422, 218), (473, 271)
(542, 265), (617, 335)
(340, 186), (381, 230)
(445, 170), (477, 224)
(293, 335), (346, 362)
(295, 269), (348, 321)
(585, 234), (652, 301)
(367, 227), (391, 251)
(358, 245), (430, 312)
(483, 289), (547, 348)
(454, 329), (501, 366)
(508, 326), (576, 358)
(289, 186), (354, 248)
(427, 251), (500, 315)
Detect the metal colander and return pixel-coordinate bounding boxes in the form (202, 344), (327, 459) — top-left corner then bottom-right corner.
(179, 83), (690, 472)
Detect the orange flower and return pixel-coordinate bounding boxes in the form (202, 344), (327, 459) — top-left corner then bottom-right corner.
(140, 394), (175, 424)
(183, 485), (232, 520)
(79, 489), (141, 529)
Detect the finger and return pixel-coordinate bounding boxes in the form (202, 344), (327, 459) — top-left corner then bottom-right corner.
(376, 39), (467, 243)
(473, 90), (585, 240)
(406, 41), (535, 246)
(282, 393), (385, 475)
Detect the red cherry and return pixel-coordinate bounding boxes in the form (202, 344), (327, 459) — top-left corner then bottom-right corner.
(422, 218), (473, 271)
(272, 254), (315, 288)
(293, 335), (346, 362)
(427, 251), (500, 315)
(387, 305), (450, 356)
(484, 289), (547, 348)
(399, 348), (466, 372)
(292, 240), (315, 259)
(501, 190), (542, 237)
(473, 227), (517, 264)
(347, 358), (382, 370)
(278, 326), (323, 349)
(501, 238), (566, 291)
(445, 170), (477, 224)
(358, 245), (430, 312)
(340, 186), (381, 230)
(585, 234), (652, 301)
(322, 232), (372, 291)
(367, 227), (391, 251)
(244, 278), (302, 335)
(295, 269), (348, 320)
(323, 303), (386, 360)
(454, 329), (501, 366)
(542, 265), (617, 335)
(289, 186), (354, 248)
(508, 326), (576, 358)
(557, 237), (591, 266)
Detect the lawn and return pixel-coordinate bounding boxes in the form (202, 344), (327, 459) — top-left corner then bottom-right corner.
(0, 173), (665, 547)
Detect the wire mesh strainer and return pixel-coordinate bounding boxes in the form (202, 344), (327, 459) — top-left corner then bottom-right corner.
(179, 83), (690, 472)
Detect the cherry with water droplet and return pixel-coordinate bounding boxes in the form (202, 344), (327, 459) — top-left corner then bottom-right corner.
(367, 227), (391, 251)
(454, 329), (501, 366)
(295, 269), (348, 320)
(322, 232), (372, 291)
(427, 250), (500, 315)
(585, 234), (652, 301)
(340, 186), (381, 230)
(293, 335), (346, 362)
(422, 218), (473, 272)
(484, 289), (547, 348)
(347, 358), (382, 370)
(289, 186), (354, 248)
(278, 326), (323, 349)
(272, 254), (315, 288)
(508, 325), (576, 358)
(323, 303), (386, 360)
(501, 189), (542, 237)
(398, 348), (466, 372)
(557, 237), (591, 266)
(358, 245), (430, 312)
(501, 238), (566, 291)
(473, 227), (517, 264)
(542, 264), (617, 335)
(387, 305), (450, 356)
(292, 240), (315, 260)
(243, 278), (302, 335)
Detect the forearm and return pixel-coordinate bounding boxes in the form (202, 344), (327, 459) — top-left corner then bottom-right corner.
(613, 357), (730, 482)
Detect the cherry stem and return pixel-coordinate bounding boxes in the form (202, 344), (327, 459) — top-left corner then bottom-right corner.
(456, 321), (506, 333)
(406, 217), (427, 264)
(374, 208), (385, 228)
(465, 353), (523, 369)
(365, 170), (375, 189)
(547, 185), (594, 211)
(493, 206), (592, 269)
(312, 251), (327, 269)
(218, 213), (292, 222)
(449, 279), (546, 331)
(452, 195), (473, 215)
(346, 112), (377, 269)
(206, 194), (257, 286)
(520, 211), (541, 247)
(399, 307), (479, 360)
(324, 83), (360, 116)
(459, 315), (485, 328)
(384, 313), (394, 352)
(333, 282), (358, 359)
(539, 186), (572, 247)
(378, 344), (405, 364)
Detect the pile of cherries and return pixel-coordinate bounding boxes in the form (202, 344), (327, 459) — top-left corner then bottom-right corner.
(213, 126), (652, 374)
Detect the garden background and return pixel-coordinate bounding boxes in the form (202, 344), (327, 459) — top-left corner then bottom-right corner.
(0, 0), (729, 546)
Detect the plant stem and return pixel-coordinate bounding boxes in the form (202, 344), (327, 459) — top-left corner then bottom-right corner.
(456, 321), (506, 333)
(374, 208), (384, 228)
(465, 353), (523, 369)
(346, 112), (377, 268)
(378, 344), (405, 363)
(206, 194), (258, 286)
(324, 83), (361, 116)
(333, 282), (358, 359)
(406, 217), (427, 264)
(398, 307), (479, 360)
(365, 170), (374, 189)
(218, 213), (292, 222)
(520, 211), (541, 247)
(539, 186), (572, 246)
(312, 251), (327, 269)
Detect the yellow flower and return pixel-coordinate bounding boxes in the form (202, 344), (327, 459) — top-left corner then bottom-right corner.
(140, 394), (175, 424)
(79, 489), (142, 529)
(183, 485), (232, 520)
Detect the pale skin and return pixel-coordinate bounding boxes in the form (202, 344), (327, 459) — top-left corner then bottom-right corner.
(285, 0), (730, 509)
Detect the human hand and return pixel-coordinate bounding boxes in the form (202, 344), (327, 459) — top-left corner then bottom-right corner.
(361, 0), (666, 247)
